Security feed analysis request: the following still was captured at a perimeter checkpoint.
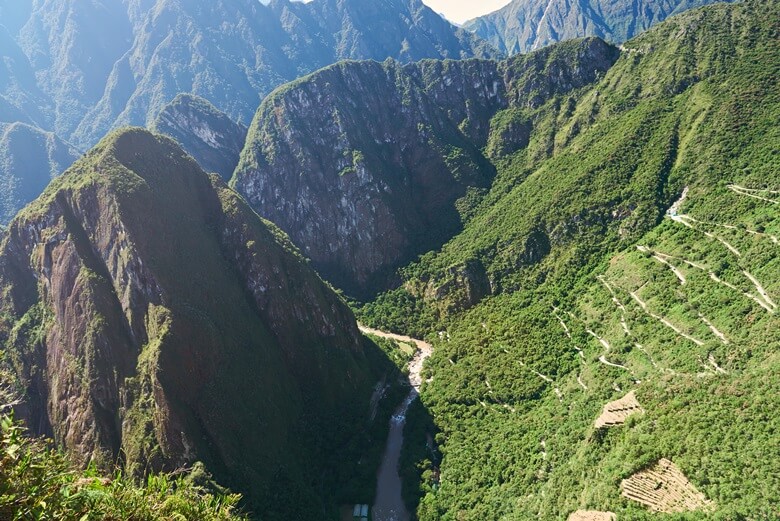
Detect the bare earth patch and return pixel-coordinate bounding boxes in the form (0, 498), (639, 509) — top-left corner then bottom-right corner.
(567, 510), (616, 521)
(621, 458), (714, 513)
(595, 390), (643, 428)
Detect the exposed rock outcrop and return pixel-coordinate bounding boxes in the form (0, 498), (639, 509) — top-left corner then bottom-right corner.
(2, 0), (498, 149)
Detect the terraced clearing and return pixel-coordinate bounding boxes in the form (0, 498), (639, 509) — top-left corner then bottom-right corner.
(567, 512), (616, 521)
(594, 391), (643, 428)
(620, 459), (714, 513)
(728, 184), (779, 205)
(518, 182), (776, 515)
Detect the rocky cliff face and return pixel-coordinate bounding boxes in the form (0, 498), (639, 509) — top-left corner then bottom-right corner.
(233, 38), (619, 296)
(153, 94), (247, 181)
(464, 0), (733, 55)
(0, 128), (374, 517)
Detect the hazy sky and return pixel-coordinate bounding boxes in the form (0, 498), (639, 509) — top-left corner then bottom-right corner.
(421, 0), (513, 24)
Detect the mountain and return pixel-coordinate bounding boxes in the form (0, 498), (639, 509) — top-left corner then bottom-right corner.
(0, 122), (80, 223)
(0, 128), (391, 519)
(464, 0), (734, 55)
(233, 39), (619, 296)
(153, 94), (247, 181)
(357, 1), (780, 518)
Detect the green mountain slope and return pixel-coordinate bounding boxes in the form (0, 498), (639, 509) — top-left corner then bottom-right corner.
(0, 410), (247, 521)
(233, 39), (619, 297)
(464, 0), (735, 55)
(0, 128), (396, 519)
(357, 1), (780, 518)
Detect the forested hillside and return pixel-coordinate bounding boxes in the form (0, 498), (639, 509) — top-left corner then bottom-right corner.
(0, 1), (777, 520)
(359, 2), (780, 518)
(234, 38), (619, 296)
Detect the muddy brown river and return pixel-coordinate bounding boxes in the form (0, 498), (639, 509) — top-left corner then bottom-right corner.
(358, 326), (432, 521)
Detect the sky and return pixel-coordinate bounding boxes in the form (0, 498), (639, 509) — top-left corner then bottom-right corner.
(421, 0), (513, 24)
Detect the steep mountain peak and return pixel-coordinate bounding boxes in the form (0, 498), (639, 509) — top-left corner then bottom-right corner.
(0, 0), (501, 222)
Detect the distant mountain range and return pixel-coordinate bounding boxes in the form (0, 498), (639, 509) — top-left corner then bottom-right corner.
(464, 0), (735, 54)
(0, 122), (79, 222)
(0, 0), (497, 222)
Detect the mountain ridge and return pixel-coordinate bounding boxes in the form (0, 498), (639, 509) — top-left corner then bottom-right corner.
(4, 0), (499, 150)
(358, 2), (780, 518)
(0, 0), (500, 224)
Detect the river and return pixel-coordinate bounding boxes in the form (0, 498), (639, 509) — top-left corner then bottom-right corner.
(358, 325), (433, 521)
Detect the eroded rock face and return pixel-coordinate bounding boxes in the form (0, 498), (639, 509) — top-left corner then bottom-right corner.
(153, 94), (247, 181)
(0, 128), (372, 516)
(233, 38), (619, 296)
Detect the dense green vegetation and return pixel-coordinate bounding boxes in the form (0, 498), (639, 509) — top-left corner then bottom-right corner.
(234, 36), (617, 299)
(0, 1), (777, 520)
(0, 413), (247, 521)
(361, 2), (780, 518)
